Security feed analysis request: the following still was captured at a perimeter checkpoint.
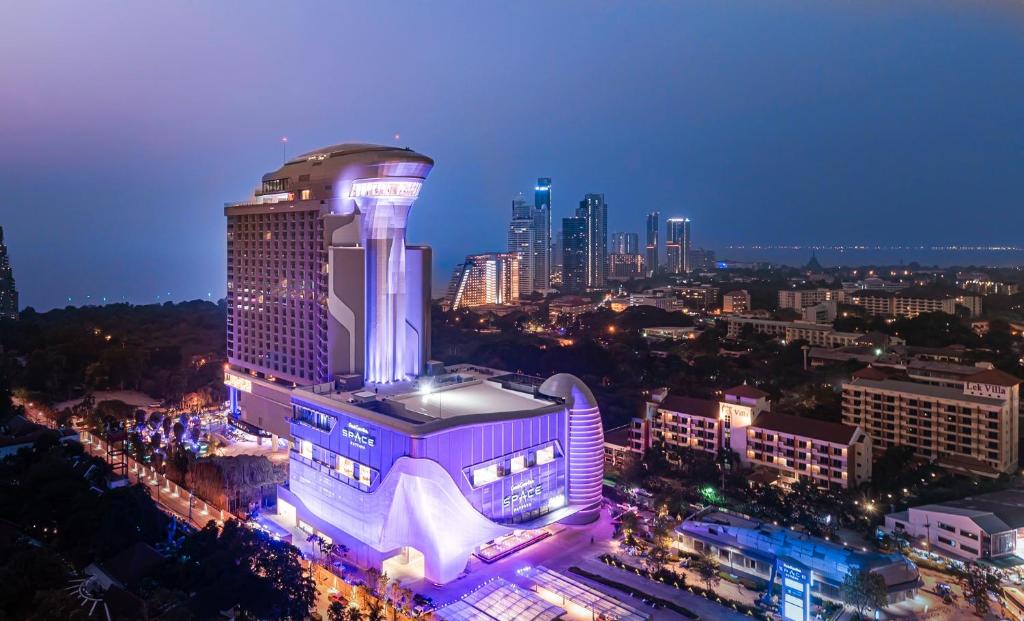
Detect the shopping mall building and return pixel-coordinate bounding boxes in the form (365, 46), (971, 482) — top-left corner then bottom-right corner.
(225, 143), (604, 584)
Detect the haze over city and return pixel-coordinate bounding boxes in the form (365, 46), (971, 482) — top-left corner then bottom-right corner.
(3, 1), (1024, 310)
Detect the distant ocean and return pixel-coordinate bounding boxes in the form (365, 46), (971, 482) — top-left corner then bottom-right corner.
(719, 247), (1024, 269)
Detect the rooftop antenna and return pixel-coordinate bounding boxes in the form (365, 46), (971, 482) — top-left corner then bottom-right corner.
(281, 136), (288, 163)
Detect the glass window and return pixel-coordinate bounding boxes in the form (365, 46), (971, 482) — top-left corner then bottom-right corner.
(301, 189), (311, 200)
(337, 456), (354, 479)
(510, 455), (526, 474)
(473, 463), (499, 486)
(299, 440), (313, 460)
(536, 446), (555, 465)
(358, 465), (371, 487)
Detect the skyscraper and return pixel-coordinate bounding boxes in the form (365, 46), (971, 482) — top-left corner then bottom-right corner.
(0, 227), (18, 320)
(224, 143), (433, 443)
(534, 178), (552, 290)
(446, 252), (520, 310)
(645, 212), (659, 276)
(665, 217), (691, 274)
(561, 217), (588, 293)
(506, 196), (536, 295)
(577, 193), (608, 288)
(611, 232), (639, 255)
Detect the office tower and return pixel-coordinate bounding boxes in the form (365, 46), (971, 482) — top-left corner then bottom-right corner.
(446, 253), (520, 310)
(534, 178), (552, 290)
(224, 143), (433, 441)
(645, 212), (659, 276)
(561, 217), (588, 293)
(665, 217), (690, 274)
(577, 193), (608, 288)
(0, 227), (17, 320)
(608, 253), (645, 280)
(688, 247), (716, 272)
(611, 232), (639, 255)
(506, 196), (536, 295)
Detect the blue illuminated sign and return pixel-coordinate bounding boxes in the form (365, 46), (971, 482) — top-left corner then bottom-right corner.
(780, 560), (810, 621)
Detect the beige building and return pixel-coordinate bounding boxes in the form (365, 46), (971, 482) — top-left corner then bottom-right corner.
(446, 252), (520, 310)
(631, 386), (870, 489)
(848, 290), (982, 318)
(722, 290), (751, 314)
(722, 316), (865, 347)
(842, 367), (1021, 477)
(745, 411), (872, 489)
(778, 288), (836, 310)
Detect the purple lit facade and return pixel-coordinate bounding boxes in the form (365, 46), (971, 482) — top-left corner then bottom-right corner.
(278, 371), (604, 584)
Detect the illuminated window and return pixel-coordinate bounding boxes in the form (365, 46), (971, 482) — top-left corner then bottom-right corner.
(337, 456), (354, 479)
(536, 446), (555, 465)
(301, 189), (311, 200)
(358, 465), (371, 487)
(299, 440), (313, 460)
(473, 463), (499, 486)
(510, 455), (526, 474)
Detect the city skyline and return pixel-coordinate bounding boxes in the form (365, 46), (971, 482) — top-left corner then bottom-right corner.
(5, 1), (1024, 311)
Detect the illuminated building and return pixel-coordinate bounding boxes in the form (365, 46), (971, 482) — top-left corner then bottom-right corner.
(665, 217), (690, 274)
(560, 217), (588, 293)
(848, 289), (983, 318)
(645, 212), (659, 276)
(842, 366), (1021, 477)
(224, 143), (433, 442)
(676, 510), (920, 608)
(446, 253), (520, 310)
(610, 231), (639, 255)
(577, 194), (608, 288)
(608, 253), (644, 280)
(279, 367), (605, 584)
(721, 289), (751, 314)
(0, 227), (17, 320)
(534, 178), (552, 290)
(630, 386), (870, 489)
(507, 196), (537, 295)
(235, 146), (606, 585)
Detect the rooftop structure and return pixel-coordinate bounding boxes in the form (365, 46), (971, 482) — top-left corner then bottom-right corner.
(677, 510), (920, 603)
(522, 566), (651, 621)
(434, 578), (565, 621)
(885, 489), (1024, 561)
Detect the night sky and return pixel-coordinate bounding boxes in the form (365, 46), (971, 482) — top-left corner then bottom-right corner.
(2, 1), (1023, 310)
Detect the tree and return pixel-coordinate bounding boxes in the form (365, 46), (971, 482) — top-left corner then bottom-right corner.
(345, 605), (365, 621)
(959, 564), (991, 615)
(691, 551), (721, 592)
(328, 601), (349, 621)
(841, 569), (887, 620)
(365, 601), (385, 621)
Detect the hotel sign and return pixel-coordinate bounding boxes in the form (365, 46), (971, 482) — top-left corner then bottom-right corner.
(348, 179), (422, 200)
(224, 372), (252, 394)
(341, 422), (376, 449)
(964, 382), (1010, 401)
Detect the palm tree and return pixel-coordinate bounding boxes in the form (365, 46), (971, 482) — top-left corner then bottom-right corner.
(365, 601), (385, 621)
(345, 606), (364, 621)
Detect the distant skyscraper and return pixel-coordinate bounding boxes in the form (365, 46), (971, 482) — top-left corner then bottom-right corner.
(645, 212), (659, 276)
(561, 217), (588, 293)
(0, 227), (18, 320)
(577, 194), (608, 288)
(446, 253), (520, 310)
(665, 217), (691, 274)
(507, 195), (536, 295)
(611, 232), (639, 255)
(534, 178), (552, 290)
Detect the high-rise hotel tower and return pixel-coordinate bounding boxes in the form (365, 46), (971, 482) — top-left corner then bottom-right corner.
(224, 144), (433, 441)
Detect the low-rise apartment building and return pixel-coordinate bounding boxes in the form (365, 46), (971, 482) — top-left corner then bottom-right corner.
(848, 290), (983, 318)
(721, 316), (867, 348)
(631, 387), (869, 489)
(778, 288), (836, 310)
(745, 412), (872, 489)
(842, 367), (1021, 477)
(721, 290), (751, 314)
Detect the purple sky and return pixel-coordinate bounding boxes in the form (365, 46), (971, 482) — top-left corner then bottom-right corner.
(2, 1), (1024, 310)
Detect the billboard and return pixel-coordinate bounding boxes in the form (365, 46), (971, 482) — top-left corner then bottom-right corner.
(780, 560), (810, 621)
